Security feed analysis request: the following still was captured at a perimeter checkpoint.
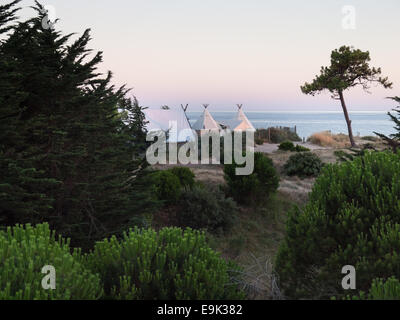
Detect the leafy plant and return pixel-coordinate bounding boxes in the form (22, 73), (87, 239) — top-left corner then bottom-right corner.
(150, 170), (182, 203)
(283, 152), (323, 177)
(0, 223), (102, 300)
(276, 151), (400, 299)
(278, 141), (310, 152)
(169, 167), (195, 189)
(224, 152), (279, 205)
(278, 141), (295, 151)
(374, 96), (400, 152)
(85, 227), (245, 300)
(177, 185), (238, 233)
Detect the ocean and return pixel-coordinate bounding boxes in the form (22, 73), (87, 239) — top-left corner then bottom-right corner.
(186, 111), (396, 140)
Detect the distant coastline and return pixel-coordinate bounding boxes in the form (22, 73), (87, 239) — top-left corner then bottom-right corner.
(186, 111), (395, 139)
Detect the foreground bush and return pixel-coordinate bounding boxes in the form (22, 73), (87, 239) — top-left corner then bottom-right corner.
(345, 277), (400, 300)
(224, 152), (279, 205)
(276, 151), (400, 299)
(86, 227), (245, 300)
(177, 185), (238, 233)
(283, 152), (323, 177)
(0, 223), (102, 300)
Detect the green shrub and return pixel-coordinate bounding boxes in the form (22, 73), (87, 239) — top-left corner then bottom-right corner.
(224, 152), (279, 205)
(278, 141), (295, 151)
(150, 170), (181, 203)
(283, 152), (323, 177)
(0, 223), (102, 300)
(169, 167), (195, 188)
(345, 277), (400, 300)
(278, 141), (310, 152)
(86, 227), (245, 300)
(294, 145), (310, 152)
(262, 127), (301, 143)
(276, 151), (400, 299)
(177, 185), (238, 233)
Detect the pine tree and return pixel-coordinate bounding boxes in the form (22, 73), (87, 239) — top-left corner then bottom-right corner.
(374, 97), (400, 152)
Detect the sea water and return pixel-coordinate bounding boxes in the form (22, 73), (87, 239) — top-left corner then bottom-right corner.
(186, 111), (395, 140)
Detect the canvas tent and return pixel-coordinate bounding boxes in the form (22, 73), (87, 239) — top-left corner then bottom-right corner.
(143, 107), (196, 143)
(221, 104), (255, 131)
(192, 104), (221, 131)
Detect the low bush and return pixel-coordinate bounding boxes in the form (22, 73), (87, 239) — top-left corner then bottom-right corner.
(294, 145), (310, 152)
(85, 227), (245, 300)
(345, 277), (400, 300)
(177, 185), (238, 233)
(150, 170), (181, 203)
(259, 127), (301, 144)
(278, 141), (310, 152)
(0, 223), (102, 300)
(283, 152), (323, 177)
(276, 151), (400, 299)
(169, 167), (195, 188)
(224, 152), (279, 205)
(278, 141), (295, 151)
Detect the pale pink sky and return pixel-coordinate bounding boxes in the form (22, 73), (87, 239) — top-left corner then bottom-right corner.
(19, 0), (400, 111)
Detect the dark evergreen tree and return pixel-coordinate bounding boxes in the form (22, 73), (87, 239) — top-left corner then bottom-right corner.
(374, 97), (400, 152)
(0, 1), (158, 247)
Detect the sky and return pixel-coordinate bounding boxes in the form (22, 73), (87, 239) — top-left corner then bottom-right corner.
(17, 0), (400, 111)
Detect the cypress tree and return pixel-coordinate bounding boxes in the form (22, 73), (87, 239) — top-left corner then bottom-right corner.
(374, 97), (400, 152)
(0, 1), (158, 247)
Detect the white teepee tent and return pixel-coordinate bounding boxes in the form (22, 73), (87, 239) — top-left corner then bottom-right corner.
(221, 104), (256, 131)
(144, 107), (196, 143)
(235, 104), (255, 131)
(192, 104), (221, 131)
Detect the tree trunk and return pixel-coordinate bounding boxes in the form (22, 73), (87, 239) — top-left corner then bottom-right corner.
(338, 90), (357, 147)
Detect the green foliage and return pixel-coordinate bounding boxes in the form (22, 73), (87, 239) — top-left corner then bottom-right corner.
(334, 144), (377, 162)
(278, 141), (310, 152)
(177, 185), (238, 233)
(256, 128), (301, 144)
(344, 277), (400, 300)
(169, 167), (195, 189)
(0, 2), (158, 247)
(367, 277), (400, 300)
(374, 97), (400, 152)
(283, 152), (324, 177)
(85, 227), (245, 300)
(224, 152), (279, 205)
(301, 46), (392, 96)
(278, 141), (295, 151)
(301, 46), (392, 147)
(150, 170), (182, 203)
(276, 151), (400, 299)
(294, 145), (310, 152)
(0, 223), (102, 300)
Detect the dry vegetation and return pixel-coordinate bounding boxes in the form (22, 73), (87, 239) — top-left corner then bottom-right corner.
(308, 131), (351, 148)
